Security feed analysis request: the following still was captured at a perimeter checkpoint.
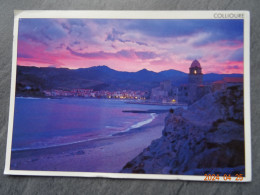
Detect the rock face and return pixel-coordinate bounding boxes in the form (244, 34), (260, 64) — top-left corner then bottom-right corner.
(121, 85), (245, 175)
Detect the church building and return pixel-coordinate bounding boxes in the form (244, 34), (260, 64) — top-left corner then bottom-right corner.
(178, 60), (211, 104)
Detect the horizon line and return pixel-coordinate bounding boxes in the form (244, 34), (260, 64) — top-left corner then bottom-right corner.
(16, 64), (243, 75)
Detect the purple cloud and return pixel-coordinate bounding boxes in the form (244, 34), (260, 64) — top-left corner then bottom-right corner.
(67, 47), (156, 60)
(67, 47), (134, 59)
(20, 34), (49, 46)
(135, 51), (158, 60)
(67, 19), (85, 27)
(106, 28), (148, 46)
(67, 47), (111, 59)
(229, 48), (243, 62)
(106, 28), (124, 42)
(126, 19), (243, 47)
(17, 53), (32, 58)
(136, 41), (148, 46)
(227, 65), (240, 69)
(18, 19), (66, 45)
(185, 55), (202, 61)
(117, 50), (134, 58)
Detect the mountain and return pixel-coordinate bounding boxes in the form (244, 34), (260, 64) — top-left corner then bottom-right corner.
(15, 65), (243, 96)
(203, 73), (243, 83)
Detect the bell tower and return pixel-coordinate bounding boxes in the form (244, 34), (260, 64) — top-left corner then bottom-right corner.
(187, 60), (203, 104)
(188, 59), (203, 85)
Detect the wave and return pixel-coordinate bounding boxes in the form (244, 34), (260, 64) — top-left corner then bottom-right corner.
(16, 97), (42, 100)
(11, 136), (105, 152)
(120, 113), (157, 133)
(105, 126), (122, 130)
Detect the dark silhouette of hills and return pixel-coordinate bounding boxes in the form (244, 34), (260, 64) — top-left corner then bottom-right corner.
(203, 73), (243, 83)
(16, 65), (243, 94)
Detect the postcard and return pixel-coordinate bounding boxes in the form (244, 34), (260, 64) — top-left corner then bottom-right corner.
(4, 10), (251, 182)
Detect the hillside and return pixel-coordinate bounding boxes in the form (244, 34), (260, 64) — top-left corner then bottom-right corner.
(121, 85), (244, 175)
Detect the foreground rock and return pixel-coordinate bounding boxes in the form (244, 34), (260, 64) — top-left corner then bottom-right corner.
(121, 85), (244, 175)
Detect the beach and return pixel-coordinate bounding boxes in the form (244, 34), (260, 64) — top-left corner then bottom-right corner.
(11, 113), (167, 173)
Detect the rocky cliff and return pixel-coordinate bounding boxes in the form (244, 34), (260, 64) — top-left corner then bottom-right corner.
(121, 85), (245, 175)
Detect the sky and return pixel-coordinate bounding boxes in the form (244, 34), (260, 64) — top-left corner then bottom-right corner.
(17, 18), (244, 74)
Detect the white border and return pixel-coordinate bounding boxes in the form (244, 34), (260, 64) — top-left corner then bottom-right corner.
(4, 10), (251, 182)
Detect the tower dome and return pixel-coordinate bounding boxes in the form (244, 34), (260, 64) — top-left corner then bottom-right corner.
(190, 59), (201, 68)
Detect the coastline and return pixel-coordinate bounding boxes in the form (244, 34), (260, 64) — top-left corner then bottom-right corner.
(10, 113), (167, 173)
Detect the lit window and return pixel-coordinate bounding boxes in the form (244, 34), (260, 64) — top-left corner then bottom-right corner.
(194, 70), (197, 74)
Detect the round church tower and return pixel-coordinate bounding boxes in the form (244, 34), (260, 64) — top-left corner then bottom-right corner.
(188, 59), (203, 85)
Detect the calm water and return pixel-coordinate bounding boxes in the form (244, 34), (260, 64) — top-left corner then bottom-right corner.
(12, 97), (175, 151)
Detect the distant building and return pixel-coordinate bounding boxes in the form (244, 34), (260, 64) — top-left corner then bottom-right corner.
(151, 80), (178, 103)
(178, 84), (189, 103)
(212, 80), (225, 92)
(160, 80), (172, 91)
(212, 77), (243, 92)
(223, 77), (243, 87)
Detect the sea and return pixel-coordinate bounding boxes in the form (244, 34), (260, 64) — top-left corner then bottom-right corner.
(12, 97), (177, 151)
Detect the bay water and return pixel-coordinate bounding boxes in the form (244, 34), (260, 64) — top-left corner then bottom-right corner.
(12, 97), (174, 151)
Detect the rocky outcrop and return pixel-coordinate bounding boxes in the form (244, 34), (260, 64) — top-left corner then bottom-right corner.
(121, 85), (244, 175)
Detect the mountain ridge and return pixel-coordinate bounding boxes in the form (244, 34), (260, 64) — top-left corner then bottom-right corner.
(17, 64), (243, 76)
(16, 65), (243, 95)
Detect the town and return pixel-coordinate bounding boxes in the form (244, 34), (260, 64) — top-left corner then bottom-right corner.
(43, 88), (148, 100)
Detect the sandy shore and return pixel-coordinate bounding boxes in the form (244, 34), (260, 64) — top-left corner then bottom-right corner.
(10, 113), (167, 173)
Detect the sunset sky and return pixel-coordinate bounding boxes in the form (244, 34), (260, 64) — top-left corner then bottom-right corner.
(17, 18), (243, 74)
